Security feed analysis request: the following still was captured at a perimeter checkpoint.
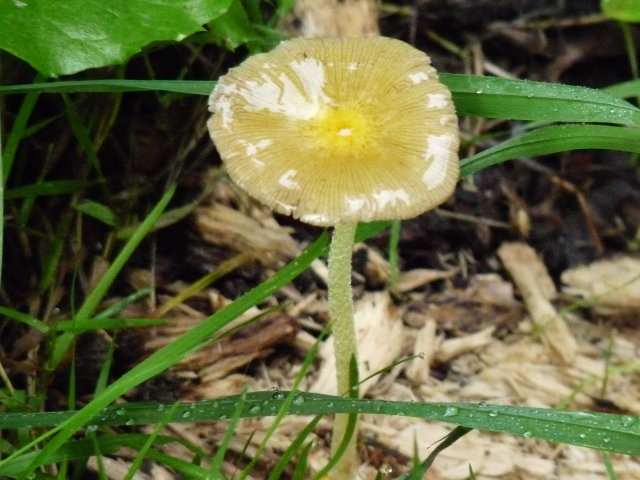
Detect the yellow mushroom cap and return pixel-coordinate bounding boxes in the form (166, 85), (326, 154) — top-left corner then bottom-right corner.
(208, 36), (459, 227)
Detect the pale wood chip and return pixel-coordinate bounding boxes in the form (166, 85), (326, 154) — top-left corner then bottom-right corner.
(406, 318), (439, 384)
(436, 325), (495, 363)
(310, 291), (403, 395)
(498, 242), (578, 364)
(285, 0), (379, 38)
(355, 243), (391, 286)
(397, 268), (457, 292)
(86, 456), (153, 480)
(561, 256), (640, 316)
(191, 373), (254, 399)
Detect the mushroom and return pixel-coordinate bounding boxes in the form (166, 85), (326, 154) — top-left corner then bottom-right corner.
(208, 36), (459, 477)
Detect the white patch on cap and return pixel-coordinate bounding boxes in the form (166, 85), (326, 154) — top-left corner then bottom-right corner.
(409, 71), (429, 85)
(347, 63), (358, 71)
(373, 189), (411, 210)
(345, 195), (367, 213)
(276, 201), (295, 215)
(240, 139), (273, 156)
(338, 128), (352, 136)
(233, 57), (332, 120)
(279, 169), (301, 190)
(251, 158), (265, 168)
(422, 134), (454, 189)
(214, 94), (235, 130)
(300, 213), (329, 224)
(427, 93), (448, 109)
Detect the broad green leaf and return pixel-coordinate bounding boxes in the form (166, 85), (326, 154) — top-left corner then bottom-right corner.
(460, 124), (640, 177)
(208, 0), (260, 50)
(602, 0), (640, 22)
(0, 0), (233, 76)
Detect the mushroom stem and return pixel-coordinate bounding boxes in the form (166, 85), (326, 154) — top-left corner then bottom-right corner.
(328, 221), (359, 477)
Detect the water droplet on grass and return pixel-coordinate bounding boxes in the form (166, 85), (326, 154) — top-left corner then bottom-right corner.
(248, 405), (262, 415)
(620, 415), (636, 427)
(443, 406), (458, 417)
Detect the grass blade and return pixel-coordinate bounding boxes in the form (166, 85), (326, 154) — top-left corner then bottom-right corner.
(1, 392), (638, 462)
(460, 124), (640, 177)
(441, 74), (640, 126)
(2, 76), (638, 126)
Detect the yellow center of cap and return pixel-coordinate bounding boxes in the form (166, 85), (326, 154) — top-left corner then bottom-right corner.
(310, 106), (375, 155)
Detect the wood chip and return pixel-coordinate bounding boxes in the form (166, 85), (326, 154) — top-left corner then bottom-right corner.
(195, 203), (299, 261)
(285, 0), (379, 38)
(561, 256), (640, 316)
(498, 242), (577, 364)
(406, 318), (439, 384)
(397, 267), (457, 292)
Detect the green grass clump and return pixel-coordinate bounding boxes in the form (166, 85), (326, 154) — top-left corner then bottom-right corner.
(1, 1), (640, 478)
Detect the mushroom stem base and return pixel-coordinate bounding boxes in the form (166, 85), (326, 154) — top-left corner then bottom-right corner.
(328, 221), (359, 478)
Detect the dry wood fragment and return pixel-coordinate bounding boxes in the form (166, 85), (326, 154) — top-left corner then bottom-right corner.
(406, 318), (439, 384)
(285, 0), (379, 38)
(195, 203), (299, 261)
(436, 325), (495, 363)
(561, 256), (640, 316)
(397, 267), (457, 292)
(498, 242), (577, 364)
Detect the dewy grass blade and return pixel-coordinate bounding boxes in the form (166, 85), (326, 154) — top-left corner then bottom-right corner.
(1, 392), (638, 469)
(1, 75), (638, 126)
(460, 124), (640, 177)
(0, 79), (215, 96)
(441, 74), (640, 127)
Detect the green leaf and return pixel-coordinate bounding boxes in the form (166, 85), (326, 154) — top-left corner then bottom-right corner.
(0, 0), (233, 76)
(208, 0), (260, 50)
(601, 0), (640, 22)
